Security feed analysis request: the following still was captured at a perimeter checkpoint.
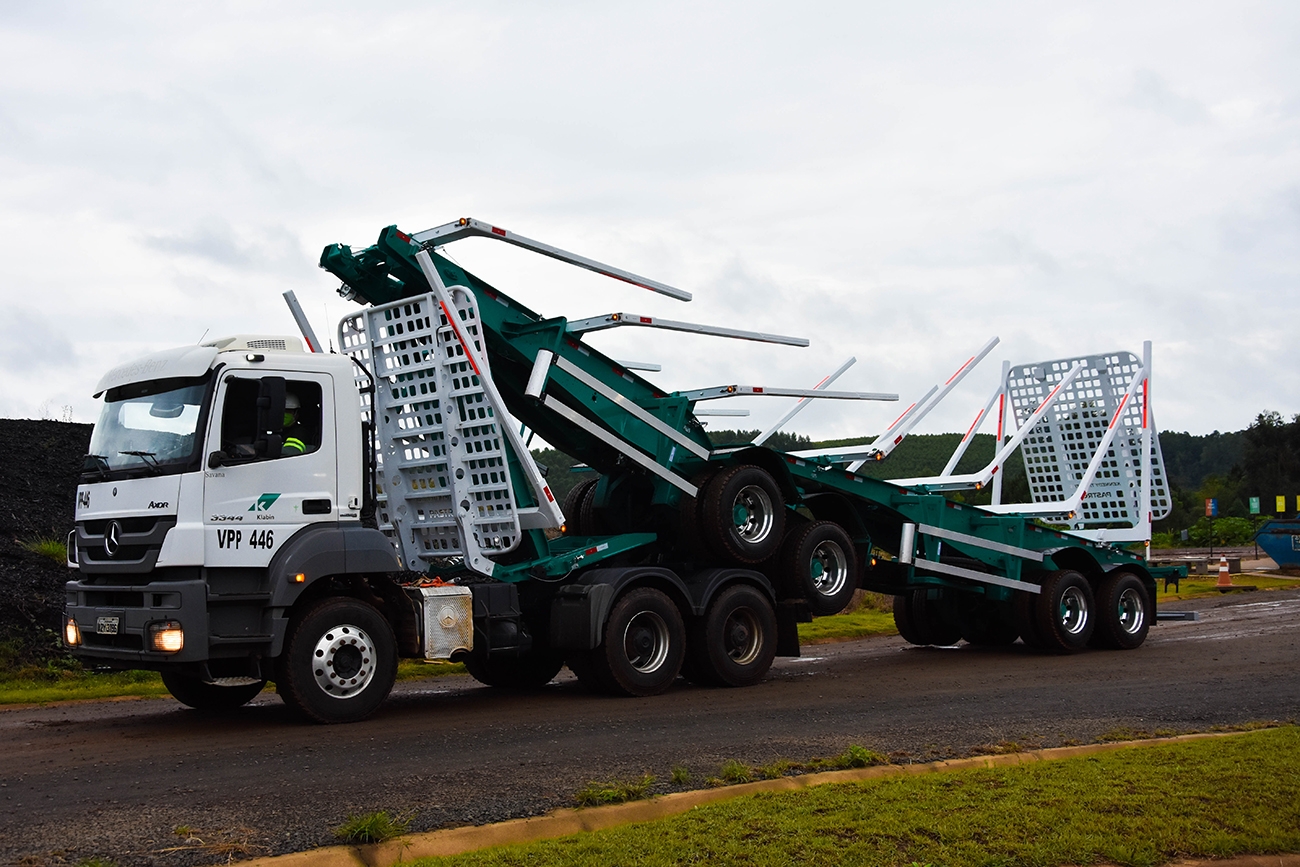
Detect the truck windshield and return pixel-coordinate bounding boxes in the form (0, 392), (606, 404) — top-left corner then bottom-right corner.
(85, 375), (211, 479)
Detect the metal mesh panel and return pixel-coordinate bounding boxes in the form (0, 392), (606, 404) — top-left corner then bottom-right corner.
(339, 290), (521, 574)
(1006, 351), (1171, 530)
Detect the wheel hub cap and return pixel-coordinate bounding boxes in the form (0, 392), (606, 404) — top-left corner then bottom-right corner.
(809, 541), (848, 597)
(311, 624), (377, 699)
(723, 609), (761, 665)
(1058, 587), (1089, 635)
(1117, 587), (1145, 634)
(732, 485), (774, 544)
(623, 611), (670, 674)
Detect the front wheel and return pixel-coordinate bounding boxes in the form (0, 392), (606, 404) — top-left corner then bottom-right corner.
(277, 597), (397, 724)
(688, 585), (778, 687)
(1090, 571), (1150, 650)
(161, 672), (266, 711)
(590, 587), (686, 697)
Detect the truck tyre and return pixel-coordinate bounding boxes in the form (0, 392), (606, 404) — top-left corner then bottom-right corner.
(562, 478), (599, 535)
(893, 590), (961, 646)
(688, 584), (778, 687)
(1090, 571), (1150, 650)
(464, 651), (564, 689)
(701, 465), (785, 565)
(161, 672), (265, 711)
(590, 587), (685, 697)
(1014, 585), (1044, 648)
(780, 521), (858, 616)
(959, 601), (1020, 646)
(277, 597), (398, 724)
(1030, 570), (1095, 653)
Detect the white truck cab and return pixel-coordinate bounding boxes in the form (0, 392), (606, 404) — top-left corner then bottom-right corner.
(65, 336), (413, 722)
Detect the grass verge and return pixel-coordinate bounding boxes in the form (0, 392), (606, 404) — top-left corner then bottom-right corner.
(410, 726), (1300, 867)
(575, 775), (655, 807)
(334, 810), (412, 844)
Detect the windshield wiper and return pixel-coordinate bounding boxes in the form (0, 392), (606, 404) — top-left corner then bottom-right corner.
(119, 450), (162, 475)
(83, 454), (111, 481)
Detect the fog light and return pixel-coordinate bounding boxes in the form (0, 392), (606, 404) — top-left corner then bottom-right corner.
(64, 617), (81, 647)
(148, 620), (184, 653)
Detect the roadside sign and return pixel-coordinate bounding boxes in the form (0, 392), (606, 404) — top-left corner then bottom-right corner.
(1278, 495), (1287, 514)
(1206, 498), (1218, 517)
(1249, 497), (1260, 515)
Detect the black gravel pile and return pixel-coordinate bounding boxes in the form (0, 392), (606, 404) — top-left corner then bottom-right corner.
(0, 418), (91, 664)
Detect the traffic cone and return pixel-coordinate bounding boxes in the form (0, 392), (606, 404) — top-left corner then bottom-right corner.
(1216, 555), (1233, 588)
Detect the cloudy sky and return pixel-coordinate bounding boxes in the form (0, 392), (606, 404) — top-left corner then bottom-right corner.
(2, 2), (1296, 443)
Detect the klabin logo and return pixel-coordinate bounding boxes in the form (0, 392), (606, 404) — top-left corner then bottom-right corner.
(249, 493), (281, 512)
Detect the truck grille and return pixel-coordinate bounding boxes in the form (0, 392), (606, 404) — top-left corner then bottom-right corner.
(76, 517), (176, 575)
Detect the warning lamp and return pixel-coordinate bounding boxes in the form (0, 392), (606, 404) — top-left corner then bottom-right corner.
(148, 620), (184, 653)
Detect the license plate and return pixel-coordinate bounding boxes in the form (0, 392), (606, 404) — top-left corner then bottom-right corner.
(96, 616), (120, 635)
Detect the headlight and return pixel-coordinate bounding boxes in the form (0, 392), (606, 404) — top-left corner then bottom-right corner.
(64, 617), (81, 647)
(148, 620), (184, 653)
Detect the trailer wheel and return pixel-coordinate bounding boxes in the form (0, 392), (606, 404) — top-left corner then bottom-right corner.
(464, 651), (564, 689)
(562, 478), (599, 535)
(688, 585), (778, 687)
(959, 601), (1020, 646)
(161, 672), (266, 711)
(701, 465), (785, 564)
(780, 521), (858, 616)
(590, 587), (685, 696)
(277, 597), (397, 724)
(893, 590), (961, 646)
(1090, 571), (1150, 650)
(1030, 570), (1095, 653)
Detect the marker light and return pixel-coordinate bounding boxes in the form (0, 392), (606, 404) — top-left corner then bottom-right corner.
(64, 617), (81, 647)
(148, 620), (184, 653)
(292, 572), (306, 583)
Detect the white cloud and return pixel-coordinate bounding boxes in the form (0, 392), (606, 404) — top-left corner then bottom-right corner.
(0, 1), (1297, 438)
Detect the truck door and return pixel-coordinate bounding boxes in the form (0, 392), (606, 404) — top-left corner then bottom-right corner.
(202, 372), (337, 567)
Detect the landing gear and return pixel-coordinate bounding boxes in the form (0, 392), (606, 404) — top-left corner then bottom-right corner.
(277, 597), (397, 724)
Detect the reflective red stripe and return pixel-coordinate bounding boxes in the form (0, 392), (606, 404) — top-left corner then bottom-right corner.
(962, 408), (985, 441)
(945, 356), (975, 385)
(544, 487), (554, 502)
(639, 316), (652, 323)
(491, 226), (506, 236)
(439, 300), (482, 377)
(1109, 394), (1129, 429)
(1142, 379), (1149, 428)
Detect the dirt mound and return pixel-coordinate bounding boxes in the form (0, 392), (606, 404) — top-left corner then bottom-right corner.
(0, 419), (91, 664)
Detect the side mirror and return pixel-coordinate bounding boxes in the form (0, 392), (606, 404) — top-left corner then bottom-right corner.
(254, 376), (286, 459)
(208, 451), (225, 469)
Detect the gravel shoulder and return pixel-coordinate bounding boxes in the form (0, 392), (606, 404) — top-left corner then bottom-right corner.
(2, 588), (1297, 867)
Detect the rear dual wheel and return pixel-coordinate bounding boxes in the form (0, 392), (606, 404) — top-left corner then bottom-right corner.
(685, 585), (777, 687)
(701, 465), (785, 565)
(583, 587), (686, 697)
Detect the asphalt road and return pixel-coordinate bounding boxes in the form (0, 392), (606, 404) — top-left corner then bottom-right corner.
(3, 588), (1298, 866)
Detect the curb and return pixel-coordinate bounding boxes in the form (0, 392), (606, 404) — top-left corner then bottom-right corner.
(239, 728), (1282, 867)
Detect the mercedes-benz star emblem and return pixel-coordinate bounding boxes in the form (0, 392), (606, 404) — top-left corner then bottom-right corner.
(104, 520), (122, 557)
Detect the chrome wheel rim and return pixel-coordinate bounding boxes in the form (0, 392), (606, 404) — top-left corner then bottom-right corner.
(809, 540), (849, 598)
(623, 611), (670, 674)
(723, 608), (762, 665)
(1058, 586), (1089, 635)
(732, 485), (775, 545)
(311, 623), (377, 699)
(1116, 587), (1145, 635)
